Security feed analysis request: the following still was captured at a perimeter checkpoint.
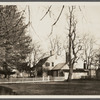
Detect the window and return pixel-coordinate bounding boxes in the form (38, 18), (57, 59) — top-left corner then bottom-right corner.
(52, 62), (54, 66)
(45, 62), (50, 67)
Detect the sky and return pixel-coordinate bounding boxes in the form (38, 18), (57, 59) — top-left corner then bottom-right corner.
(1, 2), (100, 52)
(17, 3), (100, 53)
(15, 2), (100, 56)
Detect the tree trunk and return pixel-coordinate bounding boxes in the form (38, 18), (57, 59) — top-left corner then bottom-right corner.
(4, 74), (7, 78)
(67, 66), (73, 81)
(67, 6), (73, 81)
(34, 69), (37, 77)
(67, 34), (72, 81)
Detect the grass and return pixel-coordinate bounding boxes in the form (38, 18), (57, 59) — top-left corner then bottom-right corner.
(0, 80), (100, 95)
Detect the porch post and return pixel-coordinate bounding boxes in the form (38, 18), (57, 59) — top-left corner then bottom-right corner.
(48, 76), (50, 81)
(43, 76), (44, 81)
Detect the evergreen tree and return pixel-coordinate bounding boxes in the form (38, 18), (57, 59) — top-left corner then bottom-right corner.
(0, 5), (32, 73)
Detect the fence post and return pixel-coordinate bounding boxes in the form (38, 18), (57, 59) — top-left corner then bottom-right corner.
(33, 77), (34, 82)
(10, 77), (12, 83)
(43, 76), (44, 81)
(48, 76), (50, 81)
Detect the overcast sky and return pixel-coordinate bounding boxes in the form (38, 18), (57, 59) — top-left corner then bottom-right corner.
(13, 2), (100, 53)
(26, 4), (100, 51)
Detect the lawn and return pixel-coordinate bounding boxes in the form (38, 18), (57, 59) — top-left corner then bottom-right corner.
(0, 80), (100, 95)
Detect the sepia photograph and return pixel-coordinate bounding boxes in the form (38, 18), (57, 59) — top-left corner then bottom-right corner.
(0, 2), (100, 98)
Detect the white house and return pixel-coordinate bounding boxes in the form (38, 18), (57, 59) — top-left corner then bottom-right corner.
(42, 50), (65, 77)
(40, 50), (90, 79)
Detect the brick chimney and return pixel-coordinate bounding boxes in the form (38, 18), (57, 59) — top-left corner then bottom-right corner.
(84, 60), (87, 69)
(65, 52), (69, 63)
(50, 50), (54, 56)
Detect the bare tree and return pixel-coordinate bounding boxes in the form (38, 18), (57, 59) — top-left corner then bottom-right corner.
(49, 35), (63, 55)
(81, 34), (96, 71)
(31, 42), (46, 77)
(95, 50), (100, 69)
(32, 42), (45, 65)
(40, 5), (83, 81)
(66, 6), (83, 81)
(40, 5), (64, 36)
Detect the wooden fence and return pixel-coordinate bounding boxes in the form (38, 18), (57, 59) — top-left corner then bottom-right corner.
(0, 76), (65, 83)
(51, 77), (65, 81)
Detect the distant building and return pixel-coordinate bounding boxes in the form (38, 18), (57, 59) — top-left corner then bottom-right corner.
(35, 50), (92, 79)
(42, 50), (64, 77)
(50, 63), (89, 79)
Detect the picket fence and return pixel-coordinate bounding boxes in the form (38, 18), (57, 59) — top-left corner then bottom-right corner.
(0, 76), (65, 83)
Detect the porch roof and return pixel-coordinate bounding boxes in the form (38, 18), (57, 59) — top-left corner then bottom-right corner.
(51, 63), (69, 70)
(63, 69), (89, 72)
(51, 63), (89, 72)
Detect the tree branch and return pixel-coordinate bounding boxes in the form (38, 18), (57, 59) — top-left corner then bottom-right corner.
(40, 6), (52, 21)
(5, 6), (27, 34)
(49, 5), (64, 36)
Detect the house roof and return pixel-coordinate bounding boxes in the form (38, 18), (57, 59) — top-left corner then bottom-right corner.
(35, 56), (50, 67)
(63, 69), (89, 72)
(51, 63), (89, 72)
(61, 64), (69, 70)
(52, 63), (65, 70)
(44, 54), (65, 65)
(51, 63), (69, 70)
(35, 54), (65, 68)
